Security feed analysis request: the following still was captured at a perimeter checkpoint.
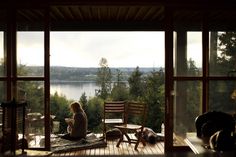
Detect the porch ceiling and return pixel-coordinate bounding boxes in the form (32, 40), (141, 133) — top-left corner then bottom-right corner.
(49, 5), (165, 23)
(1, 0), (236, 30)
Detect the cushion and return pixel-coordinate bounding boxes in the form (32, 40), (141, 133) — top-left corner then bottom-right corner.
(106, 128), (122, 140)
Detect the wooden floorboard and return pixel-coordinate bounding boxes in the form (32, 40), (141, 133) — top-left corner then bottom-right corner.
(52, 134), (164, 156)
(24, 134), (189, 156)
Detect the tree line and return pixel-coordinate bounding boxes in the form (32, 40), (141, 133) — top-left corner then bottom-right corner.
(26, 66), (160, 82)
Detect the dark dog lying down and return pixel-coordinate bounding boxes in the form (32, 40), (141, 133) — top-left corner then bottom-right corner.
(136, 127), (163, 144)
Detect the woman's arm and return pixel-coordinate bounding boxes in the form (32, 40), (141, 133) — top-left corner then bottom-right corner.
(65, 118), (74, 126)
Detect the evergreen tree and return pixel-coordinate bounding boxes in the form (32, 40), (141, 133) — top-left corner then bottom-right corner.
(219, 32), (236, 70)
(79, 92), (88, 113)
(96, 58), (112, 99)
(50, 92), (72, 133)
(143, 69), (165, 132)
(188, 58), (200, 76)
(86, 97), (103, 132)
(111, 69), (129, 101)
(128, 66), (145, 100)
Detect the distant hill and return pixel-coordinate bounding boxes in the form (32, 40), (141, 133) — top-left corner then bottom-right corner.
(26, 66), (162, 82)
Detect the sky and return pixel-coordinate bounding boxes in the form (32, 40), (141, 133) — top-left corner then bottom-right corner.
(0, 31), (202, 68)
(50, 31), (165, 68)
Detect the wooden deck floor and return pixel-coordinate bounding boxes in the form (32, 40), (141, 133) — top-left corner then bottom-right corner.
(52, 134), (164, 156)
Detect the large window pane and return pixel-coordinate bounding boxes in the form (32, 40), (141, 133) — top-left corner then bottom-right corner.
(209, 31), (236, 76)
(173, 81), (202, 146)
(16, 9), (46, 148)
(209, 81), (236, 113)
(174, 31), (202, 76)
(17, 9), (44, 76)
(17, 81), (45, 148)
(50, 31), (165, 135)
(17, 31), (44, 76)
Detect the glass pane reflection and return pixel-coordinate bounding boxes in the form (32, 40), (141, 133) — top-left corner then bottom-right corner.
(209, 31), (236, 76)
(17, 81), (45, 148)
(209, 81), (236, 114)
(173, 81), (202, 146)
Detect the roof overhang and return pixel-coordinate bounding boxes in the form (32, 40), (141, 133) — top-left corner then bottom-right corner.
(1, 0), (236, 31)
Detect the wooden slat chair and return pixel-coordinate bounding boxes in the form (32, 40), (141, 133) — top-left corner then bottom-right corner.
(1, 99), (27, 155)
(114, 101), (147, 150)
(102, 101), (126, 140)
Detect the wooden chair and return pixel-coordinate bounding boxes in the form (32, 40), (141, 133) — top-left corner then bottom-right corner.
(1, 99), (27, 155)
(102, 101), (126, 140)
(114, 101), (147, 150)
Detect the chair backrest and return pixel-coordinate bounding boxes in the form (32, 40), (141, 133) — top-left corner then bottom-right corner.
(104, 101), (126, 120)
(125, 101), (147, 126)
(1, 99), (27, 153)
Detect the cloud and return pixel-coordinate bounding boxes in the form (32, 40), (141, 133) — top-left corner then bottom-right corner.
(50, 31), (165, 67)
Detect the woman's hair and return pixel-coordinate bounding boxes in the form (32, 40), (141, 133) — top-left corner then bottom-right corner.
(70, 101), (83, 113)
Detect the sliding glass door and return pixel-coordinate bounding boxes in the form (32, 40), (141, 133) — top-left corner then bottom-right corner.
(166, 10), (236, 151)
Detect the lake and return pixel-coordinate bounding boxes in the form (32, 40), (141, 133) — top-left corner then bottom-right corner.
(50, 82), (100, 100)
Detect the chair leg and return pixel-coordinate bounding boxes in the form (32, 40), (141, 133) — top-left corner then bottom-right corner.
(103, 123), (106, 140)
(134, 134), (141, 150)
(134, 131), (146, 150)
(134, 142), (139, 150)
(116, 132), (123, 147)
